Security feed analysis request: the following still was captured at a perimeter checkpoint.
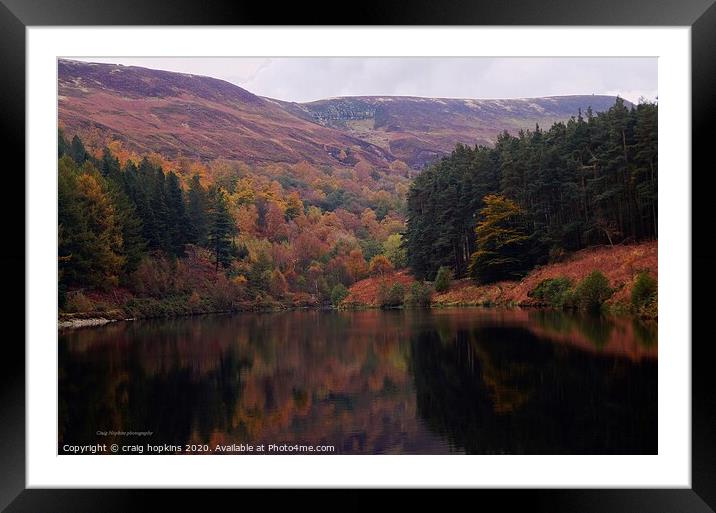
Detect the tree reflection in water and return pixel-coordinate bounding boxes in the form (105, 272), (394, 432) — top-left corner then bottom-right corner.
(59, 308), (656, 454)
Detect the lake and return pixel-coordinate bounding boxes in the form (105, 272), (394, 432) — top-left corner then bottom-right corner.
(58, 308), (657, 454)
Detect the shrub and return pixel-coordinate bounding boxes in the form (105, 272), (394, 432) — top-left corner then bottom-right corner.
(64, 291), (95, 313)
(405, 281), (432, 308)
(387, 282), (406, 307)
(548, 246), (567, 263)
(187, 291), (204, 313)
(574, 271), (612, 311)
(377, 281), (405, 308)
(641, 291), (658, 319)
(206, 272), (244, 310)
(529, 276), (573, 307)
(123, 296), (191, 318)
(269, 269), (288, 298)
(376, 281), (388, 306)
(174, 246), (217, 294)
(248, 252), (272, 289)
(131, 255), (176, 298)
(631, 271), (657, 310)
(331, 283), (349, 307)
(434, 266), (453, 293)
(252, 292), (283, 311)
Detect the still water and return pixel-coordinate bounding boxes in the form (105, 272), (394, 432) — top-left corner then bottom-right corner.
(59, 308), (657, 454)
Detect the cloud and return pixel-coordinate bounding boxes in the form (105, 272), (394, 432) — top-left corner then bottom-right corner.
(70, 56), (657, 104)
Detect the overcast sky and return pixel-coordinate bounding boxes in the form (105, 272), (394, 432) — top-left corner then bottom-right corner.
(71, 57), (657, 104)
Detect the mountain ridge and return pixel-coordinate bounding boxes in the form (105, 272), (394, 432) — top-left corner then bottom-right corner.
(58, 59), (628, 169)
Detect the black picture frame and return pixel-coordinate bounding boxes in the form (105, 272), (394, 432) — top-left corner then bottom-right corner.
(2, 0), (714, 510)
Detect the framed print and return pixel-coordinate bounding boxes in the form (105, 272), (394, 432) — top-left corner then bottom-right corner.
(2, 0), (715, 510)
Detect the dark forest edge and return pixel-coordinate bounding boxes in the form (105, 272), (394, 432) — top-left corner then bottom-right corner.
(57, 98), (657, 326)
(404, 98), (657, 281)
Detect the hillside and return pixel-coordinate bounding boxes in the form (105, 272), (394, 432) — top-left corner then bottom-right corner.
(58, 59), (623, 169)
(432, 242), (657, 308)
(58, 59), (392, 168)
(283, 95), (624, 168)
(343, 242), (657, 312)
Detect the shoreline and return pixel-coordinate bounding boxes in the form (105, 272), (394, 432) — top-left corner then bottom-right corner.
(58, 317), (120, 330)
(58, 301), (656, 331)
(59, 242), (657, 330)
(58, 304), (331, 330)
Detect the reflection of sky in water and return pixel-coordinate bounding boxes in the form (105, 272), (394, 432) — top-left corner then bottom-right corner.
(59, 308), (657, 455)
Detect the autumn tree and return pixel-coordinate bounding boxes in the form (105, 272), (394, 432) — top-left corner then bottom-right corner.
(269, 269), (289, 298)
(58, 157), (124, 290)
(369, 254), (394, 277)
(354, 160), (373, 182)
(248, 251), (272, 290)
(307, 262), (325, 297)
(284, 192), (304, 220)
(469, 195), (532, 284)
(234, 204), (258, 236)
(382, 233), (406, 269)
(106, 180), (146, 277)
(265, 201), (287, 240)
(346, 249), (368, 282)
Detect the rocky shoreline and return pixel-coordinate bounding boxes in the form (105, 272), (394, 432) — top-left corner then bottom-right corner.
(58, 317), (118, 330)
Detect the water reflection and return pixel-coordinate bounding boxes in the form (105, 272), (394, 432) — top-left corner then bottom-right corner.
(59, 308), (657, 454)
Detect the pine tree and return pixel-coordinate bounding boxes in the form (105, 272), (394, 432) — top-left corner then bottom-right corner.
(148, 163), (170, 252)
(70, 135), (87, 164)
(207, 186), (235, 270)
(186, 174), (209, 246)
(99, 148), (121, 182)
(634, 101), (658, 237)
(58, 156), (85, 289)
(165, 171), (188, 256)
(405, 98), (658, 282)
(58, 129), (69, 158)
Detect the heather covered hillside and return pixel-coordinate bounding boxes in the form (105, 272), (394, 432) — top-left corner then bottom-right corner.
(284, 95), (624, 168)
(59, 59), (623, 170)
(340, 242), (657, 319)
(58, 59), (393, 168)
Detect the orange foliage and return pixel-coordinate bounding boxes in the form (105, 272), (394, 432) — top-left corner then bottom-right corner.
(354, 160), (373, 182)
(369, 254), (394, 276)
(432, 242), (658, 307)
(106, 140), (141, 167)
(265, 201), (287, 239)
(146, 151), (177, 172)
(346, 249), (368, 282)
(234, 204), (258, 236)
(344, 270), (415, 307)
